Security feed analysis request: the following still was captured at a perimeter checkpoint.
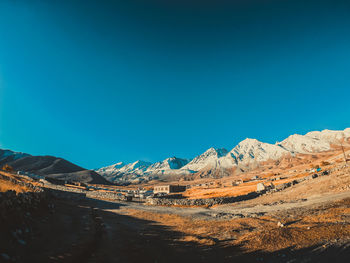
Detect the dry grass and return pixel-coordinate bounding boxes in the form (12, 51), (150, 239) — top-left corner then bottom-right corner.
(183, 184), (256, 199)
(124, 198), (350, 252)
(240, 199), (350, 251)
(0, 178), (30, 193)
(180, 150), (348, 200)
(181, 172), (315, 199)
(0, 171), (32, 193)
(125, 209), (276, 246)
(240, 224), (350, 252)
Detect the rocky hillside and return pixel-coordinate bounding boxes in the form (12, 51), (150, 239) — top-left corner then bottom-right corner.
(0, 150), (110, 185)
(0, 149), (30, 166)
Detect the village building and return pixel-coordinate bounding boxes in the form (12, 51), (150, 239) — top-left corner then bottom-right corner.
(154, 185), (186, 194)
(232, 179), (243, 186)
(256, 182), (266, 192)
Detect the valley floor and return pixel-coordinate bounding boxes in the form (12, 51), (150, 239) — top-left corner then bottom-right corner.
(1, 167), (350, 263)
(8, 189), (349, 263)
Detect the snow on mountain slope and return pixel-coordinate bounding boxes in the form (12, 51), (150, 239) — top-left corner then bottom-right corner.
(0, 149), (30, 163)
(95, 158), (190, 182)
(146, 157), (189, 172)
(95, 162), (125, 177)
(278, 128), (350, 154)
(96, 160), (151, 177)
(95, 128), (350, 183)
(306, 128), (350, 145)
(117, 160), (152, 174)
(225, 138), (290, 165)
(278, 134), (331, 153)
(181, 148), (228, 172)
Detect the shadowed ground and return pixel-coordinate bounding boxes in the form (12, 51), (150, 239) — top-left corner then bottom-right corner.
(8, 193), (348, 263)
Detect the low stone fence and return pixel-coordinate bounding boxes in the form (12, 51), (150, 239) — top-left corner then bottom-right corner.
(0, 176), (48, 225)
(86, 191), (127, 201)
(263, 169), (331, 195)
(0, 190), (47, 214)
(43, 183), (131, 201)
(42, 184), (86, 200)
(47, 188), (86, 200)
(146, 191), (261, 206)
(0, 173), (47, 213)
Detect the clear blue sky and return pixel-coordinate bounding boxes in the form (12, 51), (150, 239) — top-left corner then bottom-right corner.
(0, 0), (349, 169)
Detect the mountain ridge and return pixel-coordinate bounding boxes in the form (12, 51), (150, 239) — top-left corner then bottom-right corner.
(0, 149), (110, 184)
(96, 128), (350, 183)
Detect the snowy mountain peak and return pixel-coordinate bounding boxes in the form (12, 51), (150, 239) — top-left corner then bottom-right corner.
(95, 127), (350, 183)
(181, 147), (228, 172)
(239, 138), (260, 144)
(120, 160), (152, 172)
(229, 138), (289, 164)
(128, 160), (152, 169)
(95, 160), (152, 180)
(205, 147), (228, 157)
(278, 128), (350, 154)
(112, 162), (124, 169)
(305, 128), (350, 144)
(146, 157), (189, 171)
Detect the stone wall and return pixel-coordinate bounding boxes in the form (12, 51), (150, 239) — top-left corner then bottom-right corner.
(43, 183), (130, 201)
(146, 191), (261, 206)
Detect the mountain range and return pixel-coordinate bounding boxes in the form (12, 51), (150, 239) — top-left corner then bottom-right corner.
(1, 128), (349, 185)
(96, 128), (350, 183)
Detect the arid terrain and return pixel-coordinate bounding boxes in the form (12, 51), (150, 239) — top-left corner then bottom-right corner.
(2, 0), (350, 260)
(1, 147), (350, 263)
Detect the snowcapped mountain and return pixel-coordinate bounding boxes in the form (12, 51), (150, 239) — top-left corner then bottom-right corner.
(181, 148), (228, 172)
(306, 128), (350, 145)
(146, 157), (189, 172)
(226, 138), (290, 164)
(192, 139), (291, 178)
(95, 157), (190, 183)
(278, 134), (331, 153)
(95, 160), (152, 182)
(117, 160), (152, 174)
(95, 128), (350, 183)
(278, 128), (350, 154)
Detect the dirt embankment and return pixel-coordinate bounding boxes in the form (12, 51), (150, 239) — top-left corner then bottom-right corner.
(0, 171), (106, 262)
(0, 172), (49, 262)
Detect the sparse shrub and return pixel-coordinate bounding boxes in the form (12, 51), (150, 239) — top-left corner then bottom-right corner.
(2, 164), (14, 172)
(321, 161), (331, 166)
